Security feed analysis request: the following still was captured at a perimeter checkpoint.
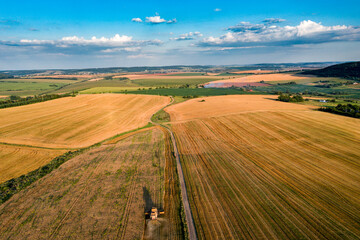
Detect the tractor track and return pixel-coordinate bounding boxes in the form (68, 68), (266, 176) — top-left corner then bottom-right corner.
(116, 136), (147, 239)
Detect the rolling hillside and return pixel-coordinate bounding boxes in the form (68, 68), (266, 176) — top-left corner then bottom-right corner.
(303, 61), (360, 79)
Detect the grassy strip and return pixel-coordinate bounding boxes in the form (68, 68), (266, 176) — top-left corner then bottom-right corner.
(103, 122), (153, 143)
(0, 142), (75, 151)
(151, 109), (170, 123)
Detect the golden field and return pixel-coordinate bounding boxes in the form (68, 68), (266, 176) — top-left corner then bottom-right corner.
(165, 95), (315, 121)
(167, 95), (360, 239)
(207, 73), (307, 84)
(0, 94), (170, 148)
(0, 144), (66, 182)
(0, 129), (183, 239)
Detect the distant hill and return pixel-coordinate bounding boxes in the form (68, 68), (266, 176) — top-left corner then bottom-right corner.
(0, 73), (14, 79)
(0, 62), (338, 76)
(302, 61), (360, 80)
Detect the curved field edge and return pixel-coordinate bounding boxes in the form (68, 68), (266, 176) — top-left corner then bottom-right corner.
(0, 128), (185, 239)
(0, 144), (67, 183)
(0, 94), (170, 148)
(0, 123), (156, 204)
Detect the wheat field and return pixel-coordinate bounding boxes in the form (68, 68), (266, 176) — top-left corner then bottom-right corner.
(0, 94), (170, 148)
(167, 95), (360, 239)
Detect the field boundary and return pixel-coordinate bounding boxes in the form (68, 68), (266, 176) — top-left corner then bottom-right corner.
(150, 96), (197, 240)
(0, 122), (158, 205)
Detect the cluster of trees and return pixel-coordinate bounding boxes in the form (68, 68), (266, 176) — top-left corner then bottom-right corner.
(320, 104), (360, 118)
(0, 93), (74, 109)
(277, 81), (297, 85)
(0, 73), (14, 79)
(278, 93), (304, 102)
(314, 81), (354, 88)
(182, 95), (199, 99)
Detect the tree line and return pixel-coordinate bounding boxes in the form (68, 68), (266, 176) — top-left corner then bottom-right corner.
(0, 93), (75, 109)
(278, 93), (304, 102)
(320, 104), (360, 118)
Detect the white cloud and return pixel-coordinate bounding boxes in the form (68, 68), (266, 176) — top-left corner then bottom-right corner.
(4, 34), (163, 55)
(263, 18), (286, 24)
(200, 20), (360, 47)
(171, 31), (203, 41)
(214, 8), (221, 12)
(127, 54), (154, 59)
(145, 15), (177, 24)
(146, 16), (166, 24)
(18, 34), (162, 48)
(167, 18), (177, 24)
(132, 18), (143, 23)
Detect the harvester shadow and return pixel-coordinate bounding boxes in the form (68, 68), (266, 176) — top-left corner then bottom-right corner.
(143, 187), (154, 214)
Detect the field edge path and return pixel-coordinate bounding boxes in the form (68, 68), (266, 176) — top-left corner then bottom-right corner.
(150, 97), (198, 240)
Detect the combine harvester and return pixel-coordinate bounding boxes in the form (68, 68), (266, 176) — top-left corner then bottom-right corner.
(145, 207), (164, 220)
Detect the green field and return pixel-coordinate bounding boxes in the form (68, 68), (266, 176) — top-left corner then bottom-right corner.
(79, 87), (149, 94)
(51, 78), (136, 93)
(127, 87), (265, 97)
(266, 76), (349, 85)
(0, 81), (68, 96)
(132, 77), (219, 87)
(167, 72), (206, 76)
(3, 78), (80, 83)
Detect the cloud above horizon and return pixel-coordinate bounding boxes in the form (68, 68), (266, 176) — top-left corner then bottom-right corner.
(132, 14), (177, 24)
(131, 18), (143, 23)
(200, 20), (360, 47)
(171, 32), (203, 41)
(0, 34), (162, 54)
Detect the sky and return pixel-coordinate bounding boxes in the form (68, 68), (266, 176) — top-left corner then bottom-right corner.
(0, 0), (360, 70)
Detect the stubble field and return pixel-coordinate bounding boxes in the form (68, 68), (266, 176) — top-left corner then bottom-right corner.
(166, 95), (360, 239)
(0, 94), (170, 148)
(0, 128), (184, 239)
(0, 144), (66, 183)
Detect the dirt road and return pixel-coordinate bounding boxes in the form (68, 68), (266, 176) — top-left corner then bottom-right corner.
(150, 97), (197, 240)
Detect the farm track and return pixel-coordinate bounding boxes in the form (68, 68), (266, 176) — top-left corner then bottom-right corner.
(171, 110), (360, 239)
(151, 97), (197, 240)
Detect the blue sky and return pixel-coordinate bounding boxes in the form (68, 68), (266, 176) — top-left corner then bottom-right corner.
(0, 0), (360, 69)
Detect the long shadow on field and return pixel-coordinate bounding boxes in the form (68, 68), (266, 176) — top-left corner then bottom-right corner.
(143, 187), (154, 213)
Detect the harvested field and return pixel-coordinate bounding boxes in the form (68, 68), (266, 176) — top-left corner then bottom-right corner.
(172, 110), (360, 239)
(230, 70), (275, 74)
(115, 73), (221, 80)
(0, 94), (170, 148)
(207, 73), (307, 85)
(0, 129), (183, 239)
(165, 95), (315, 121)
(0, 144), (66, 183)
(205, 82), (270, 88)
